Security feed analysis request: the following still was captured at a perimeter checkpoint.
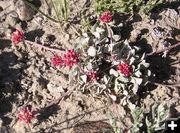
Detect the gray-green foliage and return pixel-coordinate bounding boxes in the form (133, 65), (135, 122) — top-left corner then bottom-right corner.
(146, 103), (168, 133)
(107, 104), (168, 133)
(95, 0), (163, 15)
(108, 113), (123, 133)
(69, 21), (151, 107)
(130, 103), (168, 133)
(130, 107), (144, 133)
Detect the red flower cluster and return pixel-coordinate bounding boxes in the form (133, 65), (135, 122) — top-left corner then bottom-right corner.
(117, 63), (131, 77)
(63, 50), (79, 68)
(11, 29), (24, 44)
(18, 106), (34, 124)
(99, 11), (113, 23)
(51, 54), (63, 66)
(51, 50), (79, 68)
(87, 71), (98, 81)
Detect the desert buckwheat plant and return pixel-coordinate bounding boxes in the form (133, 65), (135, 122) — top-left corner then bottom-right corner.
(68, 11), (152, 106)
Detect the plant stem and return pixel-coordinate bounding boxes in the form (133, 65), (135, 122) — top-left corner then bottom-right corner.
(146, 42), (180, 56)
(50, 0), (61, 24)
(24, 40), (65, 53)
(63, 0), (68, 22)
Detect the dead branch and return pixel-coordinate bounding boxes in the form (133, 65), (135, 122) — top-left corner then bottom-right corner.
(146, 42), (180, 56)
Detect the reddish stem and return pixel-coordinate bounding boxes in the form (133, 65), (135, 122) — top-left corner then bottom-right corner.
(146, 42), (180, 56)
(24, 40), (65, 53)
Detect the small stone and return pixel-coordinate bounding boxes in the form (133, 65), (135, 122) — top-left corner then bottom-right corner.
(65, 34), (70, 41)
(175, 35), (180, 41)
(47, 81), (65, 98)
(16, 0), (36, 21)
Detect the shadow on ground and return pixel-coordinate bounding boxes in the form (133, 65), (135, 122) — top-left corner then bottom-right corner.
(0, 39), (22, 126)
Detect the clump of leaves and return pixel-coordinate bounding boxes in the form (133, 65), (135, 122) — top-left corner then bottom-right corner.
(95, 0), (163, 15)
(145, 103), (168, 133)
(130, 103), (168, 133)
(130, 107), (144, 133)
(95, 0), (141, 14)
(108, 112), (123, 133)
(107, 103), (168, 133)
(69, 13), (151, 106)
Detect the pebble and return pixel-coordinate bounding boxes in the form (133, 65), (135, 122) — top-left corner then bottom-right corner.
(175, 35), (180, 41)
(65, 34), (70, 41)
(16, 0), (36, 21)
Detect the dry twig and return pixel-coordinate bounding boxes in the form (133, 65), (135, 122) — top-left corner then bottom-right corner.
(25, 40), (65, 53)
(146, 42), (180, 56)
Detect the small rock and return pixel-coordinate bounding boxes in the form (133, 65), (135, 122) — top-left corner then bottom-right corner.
(16, 0), (36, 21)
(47, 81), (64, 97)
(65, 34), (70, 41)
(175, 35), (180, 41)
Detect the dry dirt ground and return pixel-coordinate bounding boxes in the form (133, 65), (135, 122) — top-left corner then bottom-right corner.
(0, 0), (180, 133)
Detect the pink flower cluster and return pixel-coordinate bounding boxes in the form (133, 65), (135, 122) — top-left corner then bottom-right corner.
(117, 63), (131, 77)
(87, 71), (98, 81)
(99, 11), (113, 23)
(11, 29), (24, 44)
(51, 55), (63, 67)
(51, 50), (79, 68)
(18, 106), (34, 124)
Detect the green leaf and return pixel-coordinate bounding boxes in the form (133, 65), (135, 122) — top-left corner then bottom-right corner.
(109, 68), (119, 77)
(132, 83), (139, 94)
(80, 75), (87, 83)
(113, 35), (121, 42)
(130, 57), (136, 65)
(69, 66), (79, 82)
(87, 46), (97, 57)
(96, 27), (105, 33)
(134, 70), (142, 77)
(103, 75), (109, 84)
(92, 32), (101, 39)
(117, 75), (129, 83)
(134, 77), (143, 85)
(140, 60), (150, 68)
